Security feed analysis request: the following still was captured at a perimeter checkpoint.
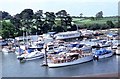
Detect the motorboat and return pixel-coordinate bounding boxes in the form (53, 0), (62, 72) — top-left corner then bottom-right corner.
(80, 39), (99, 48)
(93, 48), (114, 60)
(112, 40), (120, 49)
(54, 31), (81, 40)
(17, 48), (44, 61)
(2, 47), (9, 53)
(116, 47), (120, 55)
(2, 46), (14, 53)
(96, 40), (112, 48)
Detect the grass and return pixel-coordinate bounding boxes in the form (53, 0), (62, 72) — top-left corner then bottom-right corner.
(72, 17), (118, 25)
(2, 17), (118, 26)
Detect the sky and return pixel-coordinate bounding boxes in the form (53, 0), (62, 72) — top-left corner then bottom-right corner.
(0, 0), (119, 17)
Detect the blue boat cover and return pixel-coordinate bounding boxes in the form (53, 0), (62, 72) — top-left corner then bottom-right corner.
(69, 44), (84, 48)
(18, 48), (24, 54)
(27, 49), (34, 53)
(95, 48), (111, 55)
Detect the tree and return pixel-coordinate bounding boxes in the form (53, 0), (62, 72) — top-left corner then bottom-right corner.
(14, 13), (22, 20)
(56, 10), (67, 17)
(114, 20), (120, 28)
(20, 9), (34, 36)
(90, 17), (95, 20)
(0, 11), (13, 20)
(80, 13), (83, 17)
(56, 10), (72, 31)
(106, 21), (114, 28)
(10, 17), (22, 36)
(0, 11), (2, 20)
(44, 12), (56, 32)
(96, 11), (103, 20)
(33, 10), (44, 34)
(20, 9), (34, 20)
(0, 21), (16, 38)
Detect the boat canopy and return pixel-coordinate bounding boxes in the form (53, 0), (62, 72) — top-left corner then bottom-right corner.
(68, 44), (84, 48)
(95, 48), (112, 55)
(107, 33), (118, 37)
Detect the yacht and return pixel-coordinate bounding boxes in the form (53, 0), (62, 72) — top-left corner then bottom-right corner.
(17, 48), (44, 61)
(54, 31), (81, 40)
(46, 49), (93, 68)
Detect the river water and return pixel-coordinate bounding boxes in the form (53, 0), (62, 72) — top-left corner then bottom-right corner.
(1, 52), (119, 77)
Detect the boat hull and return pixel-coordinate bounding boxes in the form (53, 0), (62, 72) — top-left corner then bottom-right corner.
(96, 52), (114, 59)
(48, 55), (93, 68)
(25, 55), (44, 60)
(116, 49), (120, 55)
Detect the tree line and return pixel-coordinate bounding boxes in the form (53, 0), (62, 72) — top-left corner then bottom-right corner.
(0, 9), (119, 39)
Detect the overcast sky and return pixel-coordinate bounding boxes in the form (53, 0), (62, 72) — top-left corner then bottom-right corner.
(0, 0), (119, 16)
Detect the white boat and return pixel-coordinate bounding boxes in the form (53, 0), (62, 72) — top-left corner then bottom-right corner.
(80, 39), (99, 48)
(93, 48), (114, 60)
(14, 46), (24, 55)
(46, 41), (68, 54)
(98, 40), (112, 48)
(116, 47), (120, 55)
(47, 49), (93, 68)
(54, 31), (81, 40)
(17, 49), (44, 61)
(81, 30), (93, 38)
(30, 41), (44, 49)
(2, 47), (9, 53)
(112, 40), (120, 49)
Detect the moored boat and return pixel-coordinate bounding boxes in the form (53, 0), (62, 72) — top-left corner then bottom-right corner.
(47, 49), (93, 68)
(116, 47), (120, 55)
(54, 31), (81, 40)
(2, 47), (9, 53)
(93, 48), (114, 60)
(17, 48), (44, 61)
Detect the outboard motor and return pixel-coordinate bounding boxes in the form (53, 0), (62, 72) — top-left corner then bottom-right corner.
(18, 57), (26, 63)
(93, 55), (99, 61)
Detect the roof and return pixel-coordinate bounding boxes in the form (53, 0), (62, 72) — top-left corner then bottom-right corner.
(55, 31), (81, 35)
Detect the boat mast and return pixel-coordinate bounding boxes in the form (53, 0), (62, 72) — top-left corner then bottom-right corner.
(43, 44), (48, 66)
(23, 31), (25, 44)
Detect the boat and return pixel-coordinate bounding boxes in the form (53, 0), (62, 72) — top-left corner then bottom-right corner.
(17, 48), (44, 61)
(96, 40), (112, 48)
(116, 47), (120, 55)
(2, 46), (14, 53)
(14, 45), (25, 55)
(46, 49), (93, 68)
(54, 31), (81, 40)
(68, 42), (92, 52)
(81, 30), (93, 38)
(107, 33), (118, 40)
(112, 40), (120, 49)
(2, 47), (9, 53)
(93, 48), (114, 60)
(80, 39), (99, 48)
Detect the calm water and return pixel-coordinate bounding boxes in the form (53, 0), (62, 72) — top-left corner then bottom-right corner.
(2, 52), (119, 77)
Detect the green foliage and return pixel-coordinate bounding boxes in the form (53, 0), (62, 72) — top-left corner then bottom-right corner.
(53, 26), (64, 32)
(0, 21), (16, 38)
(0, 9), (119, 39)
(106, 20), (114, 28)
